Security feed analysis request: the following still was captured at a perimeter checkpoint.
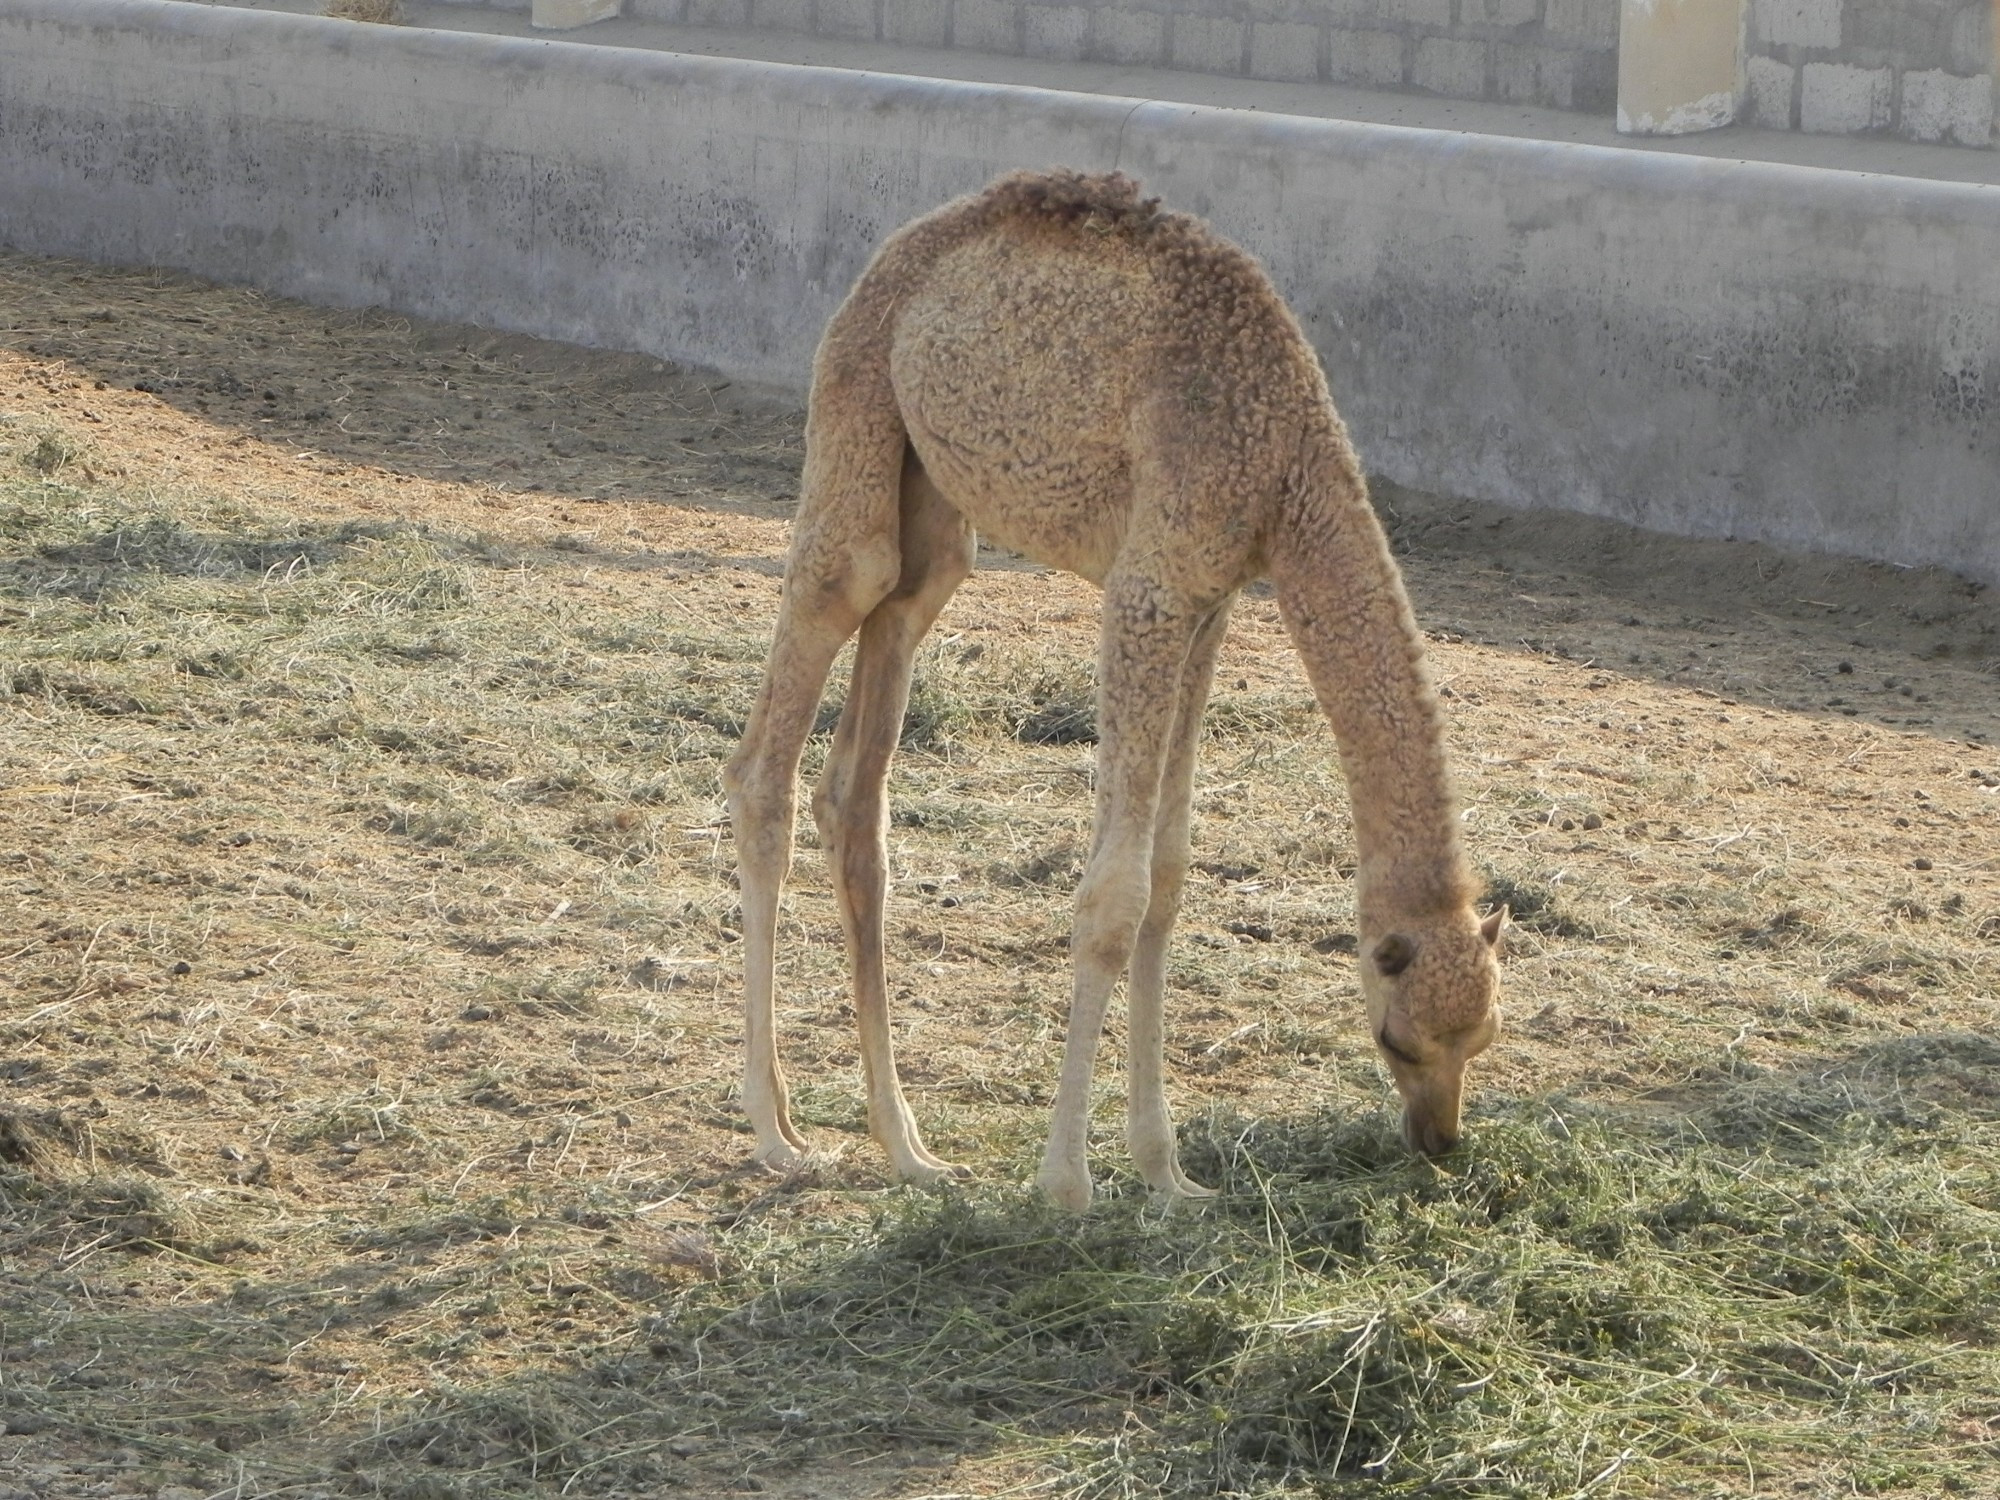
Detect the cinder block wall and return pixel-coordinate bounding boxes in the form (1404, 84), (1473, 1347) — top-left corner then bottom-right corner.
(624, 0), (1621, 112)
(1742, 0), (1996, 146)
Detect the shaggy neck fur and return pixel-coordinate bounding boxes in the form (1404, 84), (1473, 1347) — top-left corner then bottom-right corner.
(1267, 423), (1472, 934)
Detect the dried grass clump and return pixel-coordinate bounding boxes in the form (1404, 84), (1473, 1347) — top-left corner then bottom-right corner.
(3, 417), (91, 478)
(325, 0), (404, 21)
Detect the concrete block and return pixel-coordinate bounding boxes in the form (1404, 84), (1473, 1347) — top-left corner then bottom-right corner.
(1542, 0), (1615, 47)
(1745, 54), (1796, 128)
(1093, 7), (1167, 64)
(1250, 20), (1322, 81)
(1753, 0), (1840, 50)
(1172, 14), (1246, 73)
(750, 0), (812, 28)
(817, 0), (875, 37)
(1327, 26), (1406, 86)
(955, 0), (1020, 51)
(684, 0), (749, 22)
(1495, 42), (1575, 108)
(532, 0), (620, 25)
(1949, 5), (1994, 76)
(1381, 0), (1450, 26)
(1024, 3), (1088, 59)
(1901, 68), (1996, 146)
(1800, 61), (1893, 133)
(1461, 0), (1540, 29)
(882, 0), (946, 46)
(1413, 36), (1488, 97)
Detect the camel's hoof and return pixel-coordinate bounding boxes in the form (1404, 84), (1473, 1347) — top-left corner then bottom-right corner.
(1150, 1176), (1219, 1209)
(901, 1158), (974, 1187)
(752, 1139), (809, 1174)
(1035, 1162), (1094, 1213)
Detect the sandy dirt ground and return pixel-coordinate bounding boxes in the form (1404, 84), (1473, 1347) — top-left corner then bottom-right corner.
(2, 250), (1997, 1497)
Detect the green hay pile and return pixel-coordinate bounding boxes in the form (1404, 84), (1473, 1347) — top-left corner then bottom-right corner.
(504, 1059), (1994, 1499)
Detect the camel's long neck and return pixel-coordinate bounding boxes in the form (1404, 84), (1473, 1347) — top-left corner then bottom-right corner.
(1267, 424), (1472, 931)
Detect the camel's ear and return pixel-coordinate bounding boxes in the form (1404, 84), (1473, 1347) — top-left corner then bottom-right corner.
(1479, 906), (1509, 948)
(1372, 933), (1416, 977)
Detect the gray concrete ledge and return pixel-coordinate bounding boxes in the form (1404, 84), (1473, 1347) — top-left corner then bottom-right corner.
(3, 0), (1998, 580)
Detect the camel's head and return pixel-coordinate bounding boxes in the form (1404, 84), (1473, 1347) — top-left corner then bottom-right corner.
(1357, 905), (1506, 1157)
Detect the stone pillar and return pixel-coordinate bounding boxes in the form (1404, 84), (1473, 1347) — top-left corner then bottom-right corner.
(1617, 0), (1744, 134)
(533, 0), (622, 27)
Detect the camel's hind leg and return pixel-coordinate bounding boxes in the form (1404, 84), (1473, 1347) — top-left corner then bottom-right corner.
(723, 405), (905, 1171)
(1127, 595), (1233, 1200)
(813, 455), (976, 1183)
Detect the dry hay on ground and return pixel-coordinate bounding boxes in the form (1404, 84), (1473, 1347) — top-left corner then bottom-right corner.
(1, 251), (1997, 1499)
(324, 0), (405, 22)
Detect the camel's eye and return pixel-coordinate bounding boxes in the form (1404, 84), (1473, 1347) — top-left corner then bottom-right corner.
(1377, 1025), (1420, 1066)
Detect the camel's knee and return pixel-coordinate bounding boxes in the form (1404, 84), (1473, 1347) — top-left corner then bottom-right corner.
(1072, 861), (1153, 972)
(796, 532), (901, 624)
(810, 769), (884, 862)
(723, 746), (782, 828)
(807, 773), (839, 837)
(725, 748), (798, 879)
(720, 743), (760, 809)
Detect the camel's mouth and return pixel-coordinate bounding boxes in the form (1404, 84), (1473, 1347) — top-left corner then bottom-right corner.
(1402, 1107), (1461, 1158)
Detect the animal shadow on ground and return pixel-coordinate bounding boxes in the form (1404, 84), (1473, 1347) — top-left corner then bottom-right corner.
(3, 249), (1994, 748)
(0, 250), (807, 516)
(4, 1032), (1994, 1498)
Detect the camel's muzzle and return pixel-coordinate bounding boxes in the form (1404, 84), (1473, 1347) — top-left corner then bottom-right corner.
(1402, 1107), (1461, 1158)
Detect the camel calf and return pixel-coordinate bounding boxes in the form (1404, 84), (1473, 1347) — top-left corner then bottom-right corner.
(725, 170), (1504, 1209)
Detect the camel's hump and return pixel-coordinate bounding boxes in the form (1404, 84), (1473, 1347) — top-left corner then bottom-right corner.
(972, 169), (1165, 235)
(883, 168), (1274, 306)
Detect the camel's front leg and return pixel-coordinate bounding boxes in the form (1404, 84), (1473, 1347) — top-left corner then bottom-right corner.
(1127, 596), (1233, 1201)
(1037, 571), (1205, 1211)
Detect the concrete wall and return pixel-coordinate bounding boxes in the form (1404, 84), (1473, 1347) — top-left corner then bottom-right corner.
(594, 0), (1624, 112)
(1743, 0), (1996, 145)
(2, 0), (1997, 581)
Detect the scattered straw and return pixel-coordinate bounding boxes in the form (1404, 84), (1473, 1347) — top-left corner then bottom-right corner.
(324, 0), (405, 21)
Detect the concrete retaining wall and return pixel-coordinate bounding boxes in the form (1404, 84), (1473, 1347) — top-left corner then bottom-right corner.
(1744, 0), (1996, 146)
(2, 0), (1997, 580)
